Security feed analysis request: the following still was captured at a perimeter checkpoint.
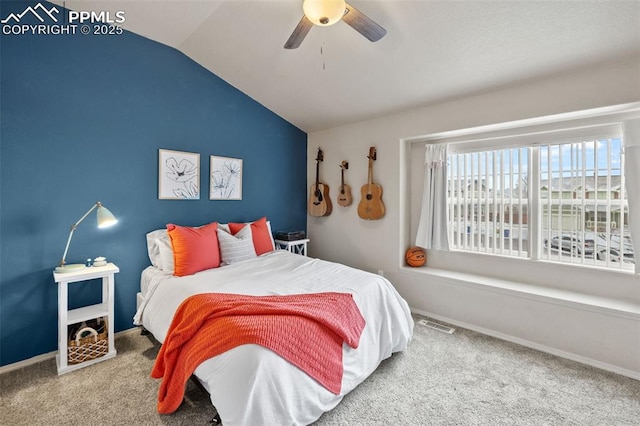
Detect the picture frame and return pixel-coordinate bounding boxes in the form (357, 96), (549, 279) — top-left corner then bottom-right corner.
(158, 149), (200, 200)
(210, 155), (243, 200)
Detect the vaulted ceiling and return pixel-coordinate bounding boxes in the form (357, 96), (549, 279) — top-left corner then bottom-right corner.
(53, 1), (640, 132)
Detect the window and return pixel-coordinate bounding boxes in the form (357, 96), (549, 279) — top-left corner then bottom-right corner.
(446, 125), (634, 271)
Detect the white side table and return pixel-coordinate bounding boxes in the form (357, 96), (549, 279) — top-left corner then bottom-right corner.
(274, 239), (310, 256)
(53, 263), (119, 375)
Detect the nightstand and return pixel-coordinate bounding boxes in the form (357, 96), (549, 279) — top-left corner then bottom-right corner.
(53, 263), (119, 375)
(274, 239), (310, 256)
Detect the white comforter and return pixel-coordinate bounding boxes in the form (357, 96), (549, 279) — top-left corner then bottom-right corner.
(134, 250), (413, 425)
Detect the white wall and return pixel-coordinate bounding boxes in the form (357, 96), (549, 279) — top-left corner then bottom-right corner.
(307, 58), (640, 377)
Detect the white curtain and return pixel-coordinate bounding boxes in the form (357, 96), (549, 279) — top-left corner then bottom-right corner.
(416, 144), (449, 250)
(623, 118), (640, 274)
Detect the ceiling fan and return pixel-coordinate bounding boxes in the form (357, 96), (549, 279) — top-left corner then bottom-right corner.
(284, 0), (386, 49)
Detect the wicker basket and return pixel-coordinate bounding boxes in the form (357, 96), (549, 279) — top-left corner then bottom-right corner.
(68, 321), (108, 364)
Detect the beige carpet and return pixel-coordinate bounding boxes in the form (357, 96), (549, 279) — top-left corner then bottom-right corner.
(1, 316), (639, 425)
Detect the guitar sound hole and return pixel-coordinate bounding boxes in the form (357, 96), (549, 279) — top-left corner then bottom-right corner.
(366, 194), (372, 200)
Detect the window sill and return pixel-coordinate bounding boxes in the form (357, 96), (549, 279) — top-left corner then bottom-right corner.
(399, 266), (640, 321)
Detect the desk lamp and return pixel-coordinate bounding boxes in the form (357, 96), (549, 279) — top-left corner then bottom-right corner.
(54, 201), (117, 273)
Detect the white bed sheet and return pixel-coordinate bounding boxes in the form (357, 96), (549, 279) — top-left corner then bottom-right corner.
(134, 250), (413, 425)
(138, 265), (167, 296)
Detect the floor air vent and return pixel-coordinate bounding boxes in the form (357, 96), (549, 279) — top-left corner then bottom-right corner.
(418, 319), (456, 334)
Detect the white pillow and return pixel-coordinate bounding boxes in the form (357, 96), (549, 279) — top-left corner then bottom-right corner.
(156, 238), (175, 274)
(217, 225), (257, 264)
(219, 220), (275, 253)
(146, 229), (171, 271)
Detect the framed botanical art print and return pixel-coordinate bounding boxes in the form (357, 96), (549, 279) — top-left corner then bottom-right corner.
(210, 155), (242, 200)
(158, 149), (200, 200)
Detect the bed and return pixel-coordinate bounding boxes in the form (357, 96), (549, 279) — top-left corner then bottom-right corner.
(134, 220), (413, 425)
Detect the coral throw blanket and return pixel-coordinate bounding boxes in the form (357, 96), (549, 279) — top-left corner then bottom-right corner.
(151, 292), (366, 414)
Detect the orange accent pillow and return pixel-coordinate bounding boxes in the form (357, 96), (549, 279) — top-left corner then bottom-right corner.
(228, 217), (274, 256)
(166, 222), (220, 277)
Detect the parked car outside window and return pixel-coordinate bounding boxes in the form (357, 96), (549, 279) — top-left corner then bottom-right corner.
(596, 247), (635, 263)
(544, 234), (599, 256)
(596, 233), (635, 263)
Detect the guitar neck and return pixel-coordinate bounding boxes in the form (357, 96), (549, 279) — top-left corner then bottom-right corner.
(314, 148), (324, 186)
(366, 147), (376, 187)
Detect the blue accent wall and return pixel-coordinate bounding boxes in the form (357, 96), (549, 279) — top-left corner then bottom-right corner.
(0, 1), (307, 366)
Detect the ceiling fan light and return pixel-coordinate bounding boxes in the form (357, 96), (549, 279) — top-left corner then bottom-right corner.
(303, 0), (346, 26)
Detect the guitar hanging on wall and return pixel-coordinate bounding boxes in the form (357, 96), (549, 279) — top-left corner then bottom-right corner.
(308, 147), (332, 217)
(357, 146), (385, 220)
(337, 161), (353, 207)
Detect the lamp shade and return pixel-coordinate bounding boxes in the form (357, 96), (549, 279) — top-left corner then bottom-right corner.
(96, 205), (118, 228)
(303, 0), (346, 26)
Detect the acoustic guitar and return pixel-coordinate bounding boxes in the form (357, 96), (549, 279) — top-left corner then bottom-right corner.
(357, 147), (385, 220)
(337, 161), (353, 207)
(308, 148), (332, 217)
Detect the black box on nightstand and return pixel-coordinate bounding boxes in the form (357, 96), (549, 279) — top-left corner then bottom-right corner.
(274, 230), (306, 241)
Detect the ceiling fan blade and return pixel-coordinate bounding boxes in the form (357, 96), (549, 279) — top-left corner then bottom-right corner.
(343, 2), (386, 42)
(284, 15), (314, 49)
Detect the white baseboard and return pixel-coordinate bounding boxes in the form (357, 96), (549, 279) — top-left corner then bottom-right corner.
(0, 327), (141, 375)
(411, 307), (640, 381)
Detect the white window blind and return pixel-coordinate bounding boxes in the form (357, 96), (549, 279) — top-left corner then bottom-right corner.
(539, 138), (632, 269)
(448, 147), (529, 258)
(446, 134), (634, 271)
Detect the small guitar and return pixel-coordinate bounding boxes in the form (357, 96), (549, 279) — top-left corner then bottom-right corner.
(337, 161), (353, 207)
(308, 148), (332, 217)
(357, 147), (385, 220)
